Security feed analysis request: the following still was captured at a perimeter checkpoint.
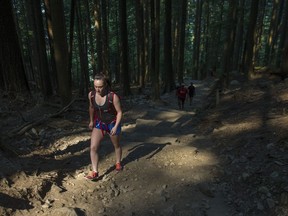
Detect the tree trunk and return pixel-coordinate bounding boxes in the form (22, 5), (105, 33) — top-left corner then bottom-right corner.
(75, 1), (89, 96)
(214, 0), (225, 77)
(101, 0), (109, 76)
(84, 0), (97, 75)
(221, 0), (238, 87)
(177, 0), (188, 83)
(276, 0), (288, 67)
(44, 0), (58, 91)
(233, 0), (245, 72)
(172, 1), (180, 79)
(93, 0), (102, 74)
(0, 0), (29, 92)
(242, 0), (259, 79)
(281, 40), (288, 76)
(32, 0), (53, 98)
(192, 0), (202, 80)
(143, 0), (150, 83)
(163, 0), (174, 93)
(49, 0), (72, 106)
(119, 0), (131, 96)
(136, 0), (145, 90)
(68, 0), (75, 89)
(202, 1), (210, 76)
(264, 0), (283, 64)
(150, 0), (160, 100)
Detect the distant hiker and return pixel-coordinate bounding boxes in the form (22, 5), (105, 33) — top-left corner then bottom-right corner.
(176, 83), (188, 110)
(85, 73), (123, 180)
(188, 82), (195, 106)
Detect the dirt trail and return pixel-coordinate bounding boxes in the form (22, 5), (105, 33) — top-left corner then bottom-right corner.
(1, 78), (233, 216)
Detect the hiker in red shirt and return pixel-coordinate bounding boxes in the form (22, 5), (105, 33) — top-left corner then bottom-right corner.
(176, 83), (188, 110)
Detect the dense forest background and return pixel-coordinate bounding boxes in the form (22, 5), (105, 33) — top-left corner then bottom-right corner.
(0, 0), (288, 106)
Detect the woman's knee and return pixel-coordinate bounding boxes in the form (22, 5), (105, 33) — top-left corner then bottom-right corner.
(90, 140), (101, 152)
(90, 146), (98, 153)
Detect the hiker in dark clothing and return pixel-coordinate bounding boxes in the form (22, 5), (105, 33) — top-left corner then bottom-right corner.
(188, 82), (195, 106)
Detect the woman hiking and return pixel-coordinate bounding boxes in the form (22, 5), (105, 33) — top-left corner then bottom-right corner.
(85, 73), (123, 180)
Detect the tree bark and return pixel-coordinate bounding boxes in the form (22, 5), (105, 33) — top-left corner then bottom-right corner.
(276, 0), (287, 67)
(163, 0), (174, 93)
(143, 1), (150, 83)
(242, 0), (259, 78)
(136, 0), (145, 90)
(281, 37), (288, 76)
(32, 0), (52, 98)
(150, 0), (160, 100)
(264, 0), (284, 64)
(101, 0), (109, 76)
(93, 0), (102, 74)
(119, 0), (131, 96)
(233, 0), (245, 72)
(177, 0), (188, 83)
(49, 0), (72, 106)
(0, 0), (29, 92)
(192, 0), (202, 80)
(75, 1), (89, 96)
(84, 0), (97, 75)
(221, 0), (238, 87)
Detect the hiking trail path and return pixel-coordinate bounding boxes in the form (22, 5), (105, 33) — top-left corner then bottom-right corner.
(1, 78), (233, 216)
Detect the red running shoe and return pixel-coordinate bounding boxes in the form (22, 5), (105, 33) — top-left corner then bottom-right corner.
(85, 171), (98, 180)
(115, 162), (122, 171)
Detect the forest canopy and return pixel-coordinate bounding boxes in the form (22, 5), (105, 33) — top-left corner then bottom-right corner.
(0, 0), (287, 106)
